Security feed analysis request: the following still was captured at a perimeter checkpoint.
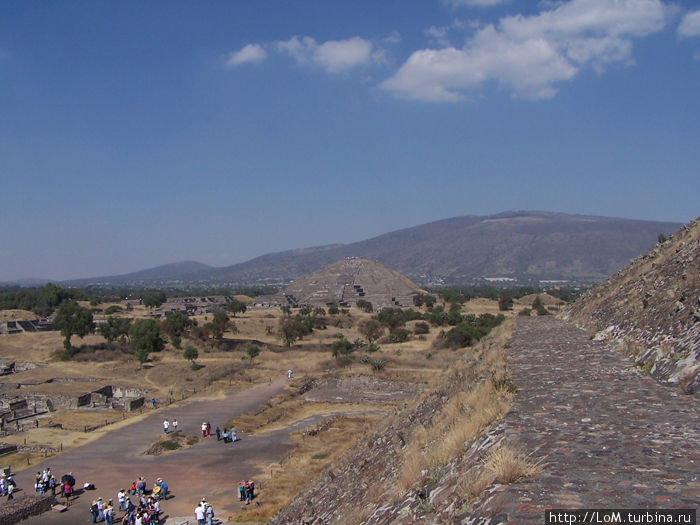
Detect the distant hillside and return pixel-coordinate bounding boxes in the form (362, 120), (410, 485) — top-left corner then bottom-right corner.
(565, 218), (699, 393)
(209, 211), (682, 285)
(64, 211), (682, 287)
(68, 261), (214, 286)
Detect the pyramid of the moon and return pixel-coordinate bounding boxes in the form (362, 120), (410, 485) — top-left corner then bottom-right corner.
(252, 258), (425, 309)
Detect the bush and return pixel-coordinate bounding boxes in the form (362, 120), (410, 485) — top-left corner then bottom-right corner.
(371, 358), (387, 371)
(413, 321), (430, 335)
(389, 328), (410, 343)
(104, 305), (123, 315)
(161, 440), (180, 451)
(518, 308), (532, 316)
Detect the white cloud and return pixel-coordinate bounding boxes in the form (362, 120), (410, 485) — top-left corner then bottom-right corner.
(226, 44), (267, 67)
(275, 36), (374, 73)
(382, 0), (671, 101)
(678, 9), (700, 38)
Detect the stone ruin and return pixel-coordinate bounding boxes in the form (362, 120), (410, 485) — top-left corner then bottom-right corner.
(0, 370), (149, 433)
(252, 257), (425, 310)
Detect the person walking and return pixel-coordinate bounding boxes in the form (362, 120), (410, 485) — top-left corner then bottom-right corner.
(201, 422), (207, 438)
(206, 503), (214, 525)
(172, 419), (178, 432)
(163, 420), (169, 434)
(215, 426), (221, 441)
(206, 421), (211, 437)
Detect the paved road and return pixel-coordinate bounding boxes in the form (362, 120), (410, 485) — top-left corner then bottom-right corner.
(489, 317), (699, 523)
(13, 378), (291, 524)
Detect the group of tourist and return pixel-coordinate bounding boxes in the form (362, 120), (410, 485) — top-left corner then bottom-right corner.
(193, 497), (215, 525)
(89, 476), (168, 524)
(32, 467), (58, 496)
(238, 480), (255, 504)
(162, 419), (178, 434)
(0, 472), (17, 500)
(215, 425), (237, 443)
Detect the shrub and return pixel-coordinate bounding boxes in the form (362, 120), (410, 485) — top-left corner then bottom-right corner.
(389, 328), (410, 343)
(413, 321), (430, 335)
(161, 440), (181, 451)
(371, 358), (387, 371)
(518, 308), (532, 316)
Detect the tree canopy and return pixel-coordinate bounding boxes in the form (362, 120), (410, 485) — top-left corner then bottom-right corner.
(53, 300), (95, 354)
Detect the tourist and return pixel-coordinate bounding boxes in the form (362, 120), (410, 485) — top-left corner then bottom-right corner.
(201, 422), (207, 437)
(231, 427), (237, 442)
(90, 500), (100, 523)
(172, 419), (178, 432)
(159, 478), (168, 500)
(288, 369), (292, 379)
(215, 426), (221, 440)
(206, 503), (214, 525)
(222, 428), (228, 442)
(194, 503), (206, 525)
(206, 421), (212, 436)
(163, 419), (169, 433)
(104, 500), (114, 525)
(151, 398), (157, 408)
(7, 480), (14, 500)
(0, 474), (6, 497)
(117, 488), (126, 511)
(49, 475), (57, 496)
(238, 482), (245, 501)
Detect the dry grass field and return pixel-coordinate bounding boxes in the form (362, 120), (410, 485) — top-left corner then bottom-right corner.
(0, 297), (514, 514)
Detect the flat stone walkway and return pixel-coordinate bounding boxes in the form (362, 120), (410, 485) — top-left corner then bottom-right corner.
(491, 317), (698, 523)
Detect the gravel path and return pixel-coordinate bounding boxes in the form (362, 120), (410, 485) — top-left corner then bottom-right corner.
(491, 317), (699, 523)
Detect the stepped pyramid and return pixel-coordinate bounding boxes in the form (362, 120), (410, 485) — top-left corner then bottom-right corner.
(253, 258), (425, 309)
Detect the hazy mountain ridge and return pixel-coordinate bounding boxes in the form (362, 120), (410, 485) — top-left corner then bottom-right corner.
(60, 211), (682, 287)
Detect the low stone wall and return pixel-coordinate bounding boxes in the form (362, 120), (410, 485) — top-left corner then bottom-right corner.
(0, 494), (56, 524)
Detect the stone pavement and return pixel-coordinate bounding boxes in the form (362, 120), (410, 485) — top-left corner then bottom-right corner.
(488, 317), (699, 523)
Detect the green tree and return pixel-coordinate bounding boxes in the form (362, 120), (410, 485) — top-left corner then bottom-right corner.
(129, 319), (165, 362)
(356, 299), (373, 313)
(53, 300), (95, 354)
(99, 316), (132, 343)
(498, 294), (514, 311)
(226, 299), (247, 317)
(331, 337), (353, 361)
(358, 319), (384, 343)
(247, 344), (261, 362)
(37, 283), (74, 315)
(141, 291), (166, 308)
(183, 345), (199, 364)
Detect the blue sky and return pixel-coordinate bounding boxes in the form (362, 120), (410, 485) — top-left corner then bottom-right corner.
(1, 0), (699, 281)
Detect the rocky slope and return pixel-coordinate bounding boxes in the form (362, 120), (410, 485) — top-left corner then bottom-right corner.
(564, 218), (699, 393)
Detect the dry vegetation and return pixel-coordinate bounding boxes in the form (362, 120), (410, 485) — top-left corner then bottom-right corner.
(1, 296), (523, 515)
(397, 320), (515, 492)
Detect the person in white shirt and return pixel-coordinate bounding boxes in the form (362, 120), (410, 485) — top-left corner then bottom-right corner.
(163, 420), (169, 434)
(117, 489), (126, 511)
(194, 504), (206, 525)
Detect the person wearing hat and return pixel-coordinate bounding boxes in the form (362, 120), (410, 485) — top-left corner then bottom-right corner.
(90, 500), (100, 523)
(158, 478), (168, 500)
(117, 488), (126, 511)
(104, 500), (115, 525)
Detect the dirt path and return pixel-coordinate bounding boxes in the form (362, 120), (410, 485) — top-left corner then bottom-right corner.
(13, 378), (291, 524)
(487, 317), (699, 523)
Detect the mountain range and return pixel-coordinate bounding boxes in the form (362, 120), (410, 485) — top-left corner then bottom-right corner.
(57, 210), (684, 288)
